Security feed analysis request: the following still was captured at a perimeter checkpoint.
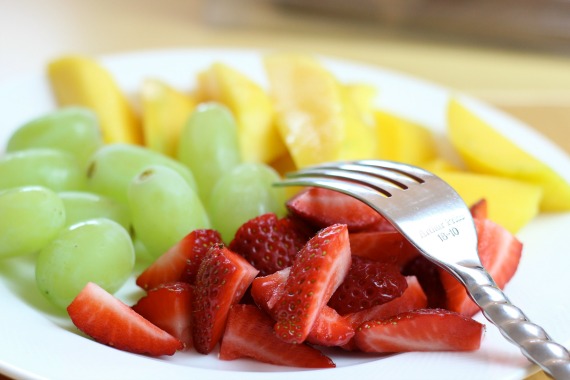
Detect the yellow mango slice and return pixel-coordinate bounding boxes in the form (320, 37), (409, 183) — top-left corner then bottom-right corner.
(338, 85), (377, 161)
(141, 79), (195, 157)
(264, 53), (346, 168)
(448, 98), (570, 211)
(196, 63), (285, 163)
(47, 55), (142, 144)
(433, 170), (542, 233)
(343, 83), (377, 127)
(374, 110), (438, 166)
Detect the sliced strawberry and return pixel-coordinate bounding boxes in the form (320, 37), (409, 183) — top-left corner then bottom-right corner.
(286, 187), (384, 232)
(354, 308), (484, 353)
(251, 267), (354, 346)
(229, 213), (313, 276)
(67, 282), (183, 356)
(132, 282), (193, 349)
(342, 276), (427, 350)
(136, 229), (223, 290)
(250, 267), (291, 313)
(470, 198), (488, 220)
(343, 276), (427, 328)
(349, 230), (420, 268)
(402, 255), (446, 308)
(220, 304), (335, 368)
(272, 224), (351, 344)
(439, 218), (522, 316)
(305, 305), (355, 346)
(192, 245), (259, 354)
(328, 256), (407, 315)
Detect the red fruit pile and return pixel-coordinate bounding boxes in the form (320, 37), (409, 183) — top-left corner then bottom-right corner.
(67, 188), (523, 369)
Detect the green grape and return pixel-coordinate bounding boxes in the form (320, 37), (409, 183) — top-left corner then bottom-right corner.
(0, 186), (66, 258)
(128, 165), (210, 259)
(87, 143), (197, 204)
(36, 218), (135, 309)
(177, 103), (241, 202)
(6, 107), (103, 169)
(58, 191), (131, 230)
(207, 162), (286, 243)
(0, 148), (86, 192)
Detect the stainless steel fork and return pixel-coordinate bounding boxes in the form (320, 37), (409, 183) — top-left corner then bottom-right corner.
(276, 159), (570, 379)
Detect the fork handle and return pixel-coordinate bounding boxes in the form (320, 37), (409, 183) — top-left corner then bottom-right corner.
(460, 267), (570, 379)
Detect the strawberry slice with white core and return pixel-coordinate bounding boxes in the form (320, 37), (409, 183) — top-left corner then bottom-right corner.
(136, 229), (223, 290)
(286, 187), (384, 231)
(192, 245), (259, 354)
(67, 282), (183, 356)
(132, 282), (193, 349)
(341, 276), (427, 351)
(220, 304), (335, 368)
(272, 223), (351, 344)
(439, 217), (522, 316)
(354, 308), (484, 353)
(348, 230), (420, 269)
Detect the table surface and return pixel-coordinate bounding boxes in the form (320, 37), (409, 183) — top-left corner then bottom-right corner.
(1, 1), (569, 379)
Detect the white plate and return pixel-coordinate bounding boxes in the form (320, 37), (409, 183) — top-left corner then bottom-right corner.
(0, 48), (569, 380)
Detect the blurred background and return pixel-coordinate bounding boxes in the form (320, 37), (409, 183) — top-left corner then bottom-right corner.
(0, 2), (569, 378)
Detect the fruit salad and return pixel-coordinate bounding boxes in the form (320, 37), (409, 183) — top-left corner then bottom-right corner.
(1, 52), (568, 372)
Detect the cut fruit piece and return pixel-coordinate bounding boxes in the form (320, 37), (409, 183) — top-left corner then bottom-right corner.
(67, 282), (182, 356)
(264, 53), (345, 168)
(47, 55), (142, 144)
(220, 304), (335, 368)
(197, 62), (285, 163)
(354, 308), (484, 353)
(328, 256), (407, 315)
(342, 276), (428, 350)
(141, 78), (195, 157)
(447, 98), (570, 211)
(374, 110), (438, 166)
(344, 276), (428, 329)
(402, 256), (446, 309)
(286, 187), (384, 232)
(229, 213), (313, 276)
(433, 170), (542, 233)
(439, 218), (522, 317)
(192, 245), (259, 354)
(272, 224), (351, 344)
(349, 230), (419, 268)
(136, 229), (223, 290)
(132, 282), (193, 349)
(337, 84), (377, 161)
(250, 267), (355, 347)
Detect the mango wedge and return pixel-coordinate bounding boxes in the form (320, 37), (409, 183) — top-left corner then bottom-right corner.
(197, 63), (285, 163)
(48, 55), (142, 144)
(264, 53), (345, 168)
(338, 85), (377, 161)
(433, 170), (542, 233)
(448, 98), (570, 211)
(141, 79), (195, 157)
(375, 110), (438, 166)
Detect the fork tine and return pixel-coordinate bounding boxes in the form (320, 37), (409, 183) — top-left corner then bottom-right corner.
(287, 168), (403, 197)
(277, 176), (382, 204)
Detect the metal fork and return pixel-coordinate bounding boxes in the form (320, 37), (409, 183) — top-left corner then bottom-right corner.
(276, 159), (570, 379)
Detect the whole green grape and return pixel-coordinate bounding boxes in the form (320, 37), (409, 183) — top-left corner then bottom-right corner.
(207, 162), (286, 243)
(0, 186), (66, 258)
(128, 165), (210, 259)
(87, 143), (197, 204)
(0, 148), (86, 191)
(177, 103), (241, 202)
(58, 191), (131, 230)
(36, 218), (135, 309)
(7, 107), (103, 169)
